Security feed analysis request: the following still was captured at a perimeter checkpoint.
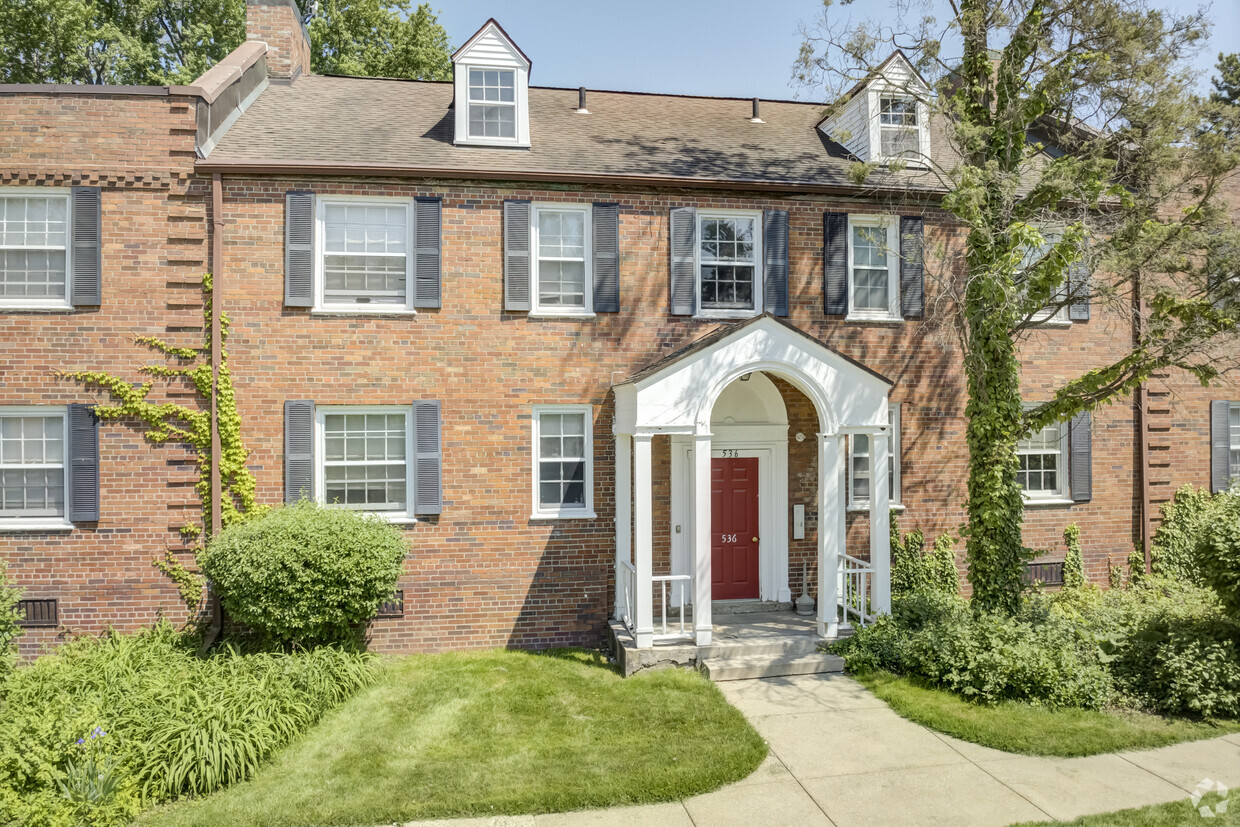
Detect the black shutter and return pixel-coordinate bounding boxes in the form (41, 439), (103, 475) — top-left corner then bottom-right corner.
(70, 187), (102, 306)
(763, 209), (789, 317)
(592, 203), (620, 313)
(899, 216), (925, 319)
(669, 207), (696, 316)
(413, 400), (443, 515)
(413, 197), (442, 309)
(67, 403), (100, 522)
(503, 200), (531, 311)
(1069, 411), (1092, 502)
(284, 400), (314, 504)
(1068, 247), (1091, 321)
(824, 212), (848, 315)
(1212, 400), (1232, 493)
(284, 191), (315, 307)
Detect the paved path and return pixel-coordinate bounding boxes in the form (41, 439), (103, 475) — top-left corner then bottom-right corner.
(406, 673), (1240, 827)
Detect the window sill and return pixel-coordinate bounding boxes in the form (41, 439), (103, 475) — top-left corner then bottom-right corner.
(0, 521), (74, 532)
(1030, 319), (1072, 329)
(1022, 497), (1075, 508)
(693, 311), (760, 321)
(530, 510), (598, 521)
(0, 304), (75, 313)
(454, 138), (531, 150)
(528, 312), (596, 320)
(845, 314), (904, 325)
(847, 503), (905, 513)
(310, 307), (417, 317)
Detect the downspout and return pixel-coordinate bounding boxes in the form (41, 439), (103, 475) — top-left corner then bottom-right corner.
(1135, 272), (1152, 573)
(202, 172), (225, 651)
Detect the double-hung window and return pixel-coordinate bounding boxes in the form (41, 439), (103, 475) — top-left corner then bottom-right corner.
(532, 405), (594, 519)
(318, 407), (414, 520)
(532, 204), (591, 315)
(468, 68), (516, 140)
(1020, 227), (1071, 325)
(849, 406), (901, 509)
(1017, 419), (1069, 501)
(0, 409), (68, 526)
(847, 215), (900, 320)
(317, 199), (413, 312)
(878, 96), (920, 160)
(0, 191), (71, 309)
(698, 211), (762, 317)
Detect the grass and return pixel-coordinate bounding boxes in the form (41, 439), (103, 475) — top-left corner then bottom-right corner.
(140, 649), (766, 826)
(1014, 793), (1236, 825)
(855, 670), (1240, 757)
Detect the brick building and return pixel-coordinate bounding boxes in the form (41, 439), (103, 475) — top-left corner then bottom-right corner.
(2, 0), (1237, 659)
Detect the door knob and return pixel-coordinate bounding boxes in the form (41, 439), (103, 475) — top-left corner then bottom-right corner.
(752, 537), (759, 542)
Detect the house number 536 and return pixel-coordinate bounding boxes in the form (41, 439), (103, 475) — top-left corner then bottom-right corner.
(721, 534), (738, 543)
(720, 449), (740, 458)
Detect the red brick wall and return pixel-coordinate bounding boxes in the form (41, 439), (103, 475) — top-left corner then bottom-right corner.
(245, 0), (310, 79)
(0, 91), (207, 657)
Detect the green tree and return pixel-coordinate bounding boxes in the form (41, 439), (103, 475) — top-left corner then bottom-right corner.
(1212, 52), (1240, 107)
(798, 0), (1240, 614)
(0, 0), (451, 85)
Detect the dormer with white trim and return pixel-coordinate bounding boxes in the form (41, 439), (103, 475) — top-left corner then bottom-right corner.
(818, 52), (932, 167)
(452, 19), (532, 148)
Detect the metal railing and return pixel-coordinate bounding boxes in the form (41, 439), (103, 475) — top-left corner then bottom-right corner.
(839, 553), (876, 627)
(653, 574), (692, 639)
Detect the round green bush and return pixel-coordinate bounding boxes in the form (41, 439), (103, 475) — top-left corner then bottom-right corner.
(199, 500), (407, 646)
(1197, 491), (1240, 619)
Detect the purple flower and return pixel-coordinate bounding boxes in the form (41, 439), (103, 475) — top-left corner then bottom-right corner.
(76, 739), (84, 745)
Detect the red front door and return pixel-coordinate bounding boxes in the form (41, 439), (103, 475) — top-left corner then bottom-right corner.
(711, 456), (760, 600)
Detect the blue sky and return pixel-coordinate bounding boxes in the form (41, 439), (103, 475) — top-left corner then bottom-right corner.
(431, 0), (1238, 100)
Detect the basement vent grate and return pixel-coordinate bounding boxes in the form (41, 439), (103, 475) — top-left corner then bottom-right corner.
(376, 590), (404, 619)
(17, 598), (58, 628)
(1022, 561), (1065, 587)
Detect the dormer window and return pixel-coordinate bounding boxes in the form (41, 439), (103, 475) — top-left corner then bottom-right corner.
(468, 68), (516, 139)
(878, 96), (919, 159)
(452, 19), (531, 148)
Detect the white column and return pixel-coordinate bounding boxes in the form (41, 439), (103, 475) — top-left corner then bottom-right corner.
(870, 432), (892, 615)
(633, 434), (655, 648)
(613, 433), (631, 622)
(693, 433), (713, 646)
(818, 434), (844, 638)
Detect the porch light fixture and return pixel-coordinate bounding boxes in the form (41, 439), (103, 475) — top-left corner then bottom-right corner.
(740, 373), (752, 381)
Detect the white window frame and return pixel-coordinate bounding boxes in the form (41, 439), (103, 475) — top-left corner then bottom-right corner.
(313, 196), (416, 315)
(1229, 403), (1240, 484)
(848, 405), (902, 511)
(465, 66), (519, 143)
(694, 208), (764, 320)
(846, 214), (901, 322)
(0, 406), (71, 531)
(314, 405), (416, 523)
(530, 203), (593, 317)
(1017, 413), (1072, 506)
(867, 91), (930, 167)
(1023, 225), (1073, 327)
(0, 188), (73, 311)
(531, 404), (596, 520)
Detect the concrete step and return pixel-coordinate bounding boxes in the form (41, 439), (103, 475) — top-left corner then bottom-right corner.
(699, 635), (823, 660)
(700, 652), (845, 681)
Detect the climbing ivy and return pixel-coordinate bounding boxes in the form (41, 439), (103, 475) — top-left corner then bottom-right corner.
(59, 274), (261, 607)
(1062, 524), (1085, 589)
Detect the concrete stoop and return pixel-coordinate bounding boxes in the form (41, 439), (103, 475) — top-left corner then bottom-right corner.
(610, 610), (847, 680)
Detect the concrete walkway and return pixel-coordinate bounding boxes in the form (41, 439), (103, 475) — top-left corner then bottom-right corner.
(406, 673), (1240, 827)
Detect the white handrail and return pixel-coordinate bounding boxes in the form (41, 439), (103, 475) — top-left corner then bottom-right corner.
(652, 574), (692, 638)
(839, 553), (875, 627)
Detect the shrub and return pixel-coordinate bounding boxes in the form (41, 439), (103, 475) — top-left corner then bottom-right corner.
(0, 624), (374, 826)
(199, 500), (407, 647)
(1196, 491), (1240, 620)
(1150, 485), (1214, 585)
(0, 558), (22, 682)
(890, 512), (957, 599)
(1062, 524), (1085, 589)
(928, 534), (959, 595)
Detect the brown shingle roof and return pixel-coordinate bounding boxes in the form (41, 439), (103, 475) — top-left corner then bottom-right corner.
(201, 75), (940, 193)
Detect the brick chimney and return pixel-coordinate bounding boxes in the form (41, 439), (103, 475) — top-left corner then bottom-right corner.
(246, 0), (311, 80)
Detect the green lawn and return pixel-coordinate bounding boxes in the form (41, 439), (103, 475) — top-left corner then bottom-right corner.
(140, 649), (766, 826)
(855, 670), (1240, 757)
(1014, 793), (1236, 826)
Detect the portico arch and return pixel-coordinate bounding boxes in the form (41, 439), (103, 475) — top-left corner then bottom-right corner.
(612, 315), (893, 648)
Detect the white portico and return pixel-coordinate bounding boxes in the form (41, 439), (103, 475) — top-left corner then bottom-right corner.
(611, 315), (893, 649)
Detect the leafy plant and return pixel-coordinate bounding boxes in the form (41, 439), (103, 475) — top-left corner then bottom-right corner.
(1062, 524), (1086, 589)
(199, 500), (407, 647)
(1195, 491), (1240, 619)
(0, 557), (23, 682)
(0, 624), (374, 825)
(1150, 485), (1214, 584)
(890, 512), (958, 598)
